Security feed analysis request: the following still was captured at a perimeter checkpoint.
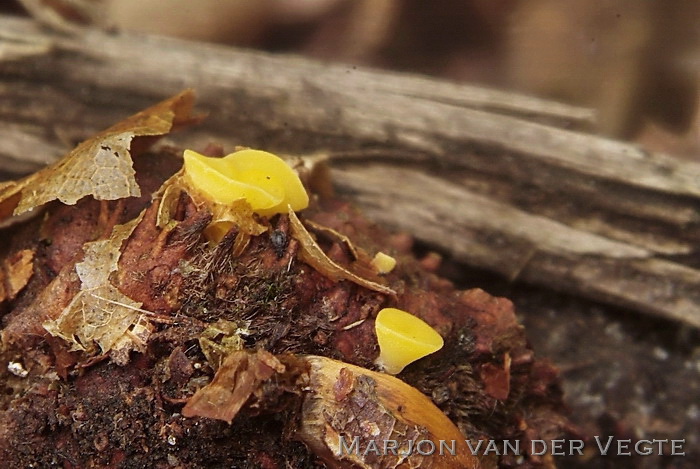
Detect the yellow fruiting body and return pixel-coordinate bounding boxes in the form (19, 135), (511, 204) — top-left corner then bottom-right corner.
(371, 251), (397, 274)
(374, 307), (444, 375)
(183, 149), (309, 216)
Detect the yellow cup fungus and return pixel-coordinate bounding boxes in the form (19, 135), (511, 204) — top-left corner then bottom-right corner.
(183, 149), (309, 217)
(371, 251), (397, 274)
(374, 307), (444, 375)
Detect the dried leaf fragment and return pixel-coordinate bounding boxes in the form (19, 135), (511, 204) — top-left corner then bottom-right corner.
(288, 209), (395, 295)
(43, 214), (153, 363)
(198, 319), (248, 370)
(182, 349), (286, 424)
(0, 249), (34, 303)
(479, 353), (512, 401)
(0, 89), (198, 222)
(44, 284), (145, 355)
(75, 219), (141, 289)
(304, 219), (360, 261)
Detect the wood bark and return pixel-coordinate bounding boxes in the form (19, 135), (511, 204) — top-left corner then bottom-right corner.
(0, 16), (698, 327)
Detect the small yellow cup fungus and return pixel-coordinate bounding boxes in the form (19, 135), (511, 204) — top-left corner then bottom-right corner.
(183, 149), (309, 216)
(374, 307), (444, 375)
(371, 251), (397, 274)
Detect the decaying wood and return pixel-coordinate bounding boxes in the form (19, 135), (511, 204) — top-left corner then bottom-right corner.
(0, 16), (698, 327)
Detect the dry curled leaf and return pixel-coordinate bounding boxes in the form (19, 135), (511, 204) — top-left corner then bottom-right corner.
(0, 249), (34, 303)
(43, 214), (153, 364)
(289, 208), (395, 295)
(182, 349), (286, 424)
(305, 219), (360, 261)
(0, 89), (198, 223)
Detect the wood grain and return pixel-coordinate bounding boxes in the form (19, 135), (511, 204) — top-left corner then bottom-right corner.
(0, 16), (698, 327)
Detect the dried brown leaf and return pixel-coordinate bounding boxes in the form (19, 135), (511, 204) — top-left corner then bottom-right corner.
(305, 219), (360, 261)
(0, 90), (198, 222)
(288, 209), (395, 295)
(479, 353), (512, 401)
(182, 350), (285, 424)
(43, 213), (154, 363)
(0, 248), (34, 303)
(44, 284), (144, 353)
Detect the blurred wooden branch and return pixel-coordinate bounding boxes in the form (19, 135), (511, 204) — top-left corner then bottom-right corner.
(0, 16), (698, 327)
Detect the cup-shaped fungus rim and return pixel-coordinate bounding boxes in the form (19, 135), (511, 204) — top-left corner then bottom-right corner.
(374, 307), (444, 375)
(183, 149), (308, 216)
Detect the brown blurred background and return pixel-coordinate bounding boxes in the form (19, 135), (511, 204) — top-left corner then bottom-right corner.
(4, 0), (700, 156)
